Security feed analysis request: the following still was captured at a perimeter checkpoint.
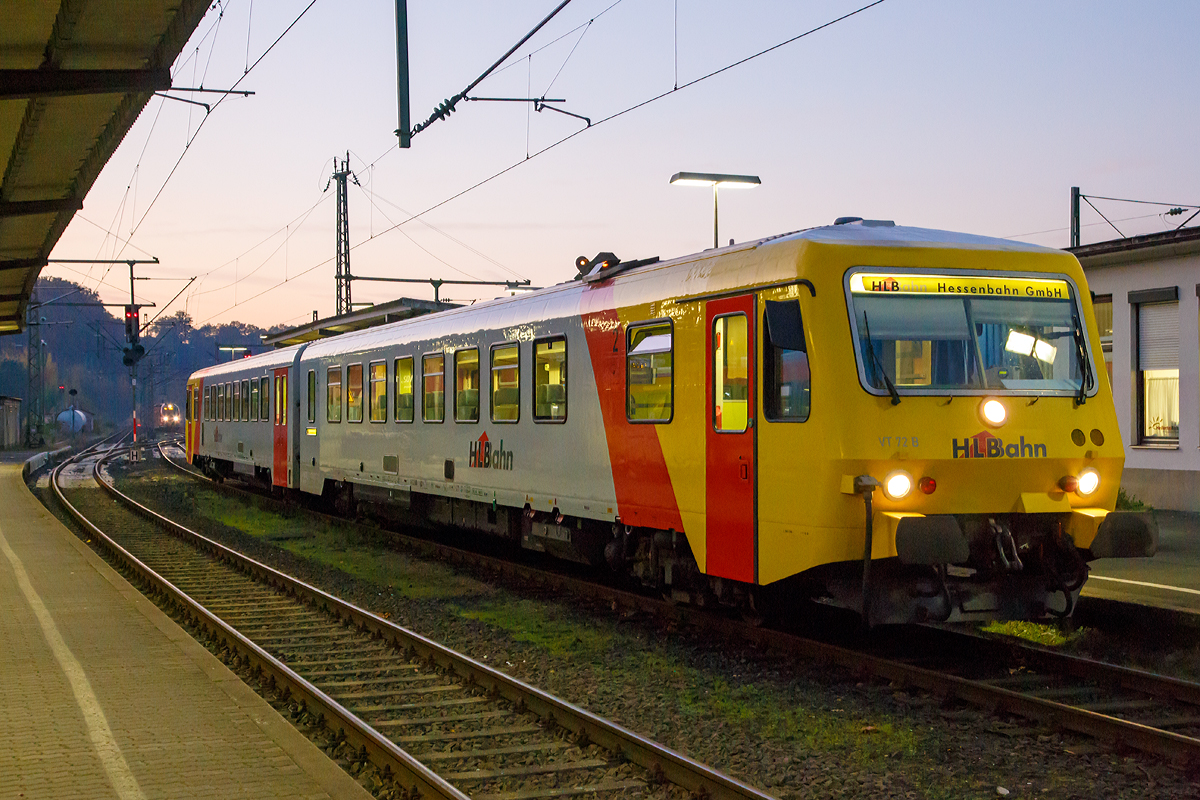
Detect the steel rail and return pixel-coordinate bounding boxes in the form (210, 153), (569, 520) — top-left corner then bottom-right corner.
(52, 447), (472, 800)
(157, 443), (1200, 765)
(101, 444), (779, 800)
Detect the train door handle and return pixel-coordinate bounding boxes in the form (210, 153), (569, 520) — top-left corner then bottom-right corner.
(740, 464), (749, 481)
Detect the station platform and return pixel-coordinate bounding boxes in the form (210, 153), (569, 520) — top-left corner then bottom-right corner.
(0, 462), (372, 800)
(1084, 509), (1200, 615)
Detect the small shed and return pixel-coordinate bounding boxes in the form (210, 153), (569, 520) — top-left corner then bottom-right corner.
(0, 396), (20, 449)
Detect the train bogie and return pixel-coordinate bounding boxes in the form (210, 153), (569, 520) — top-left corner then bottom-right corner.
(185, 220), (1157, 625)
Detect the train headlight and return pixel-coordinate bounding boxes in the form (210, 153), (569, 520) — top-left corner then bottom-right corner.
(980, 398), (1007, 427)
(883, 470), (913, 500)
(1076, 468), (1100, 497)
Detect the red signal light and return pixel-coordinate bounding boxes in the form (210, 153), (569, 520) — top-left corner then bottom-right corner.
(918, 476), (937, 494)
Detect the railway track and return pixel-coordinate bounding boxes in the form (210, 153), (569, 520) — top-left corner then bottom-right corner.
(53, 441), (776, 800)
(150, 440), (1200, 768)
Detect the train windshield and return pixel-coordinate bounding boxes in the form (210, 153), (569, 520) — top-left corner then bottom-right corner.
(847, 271), (1095, 396)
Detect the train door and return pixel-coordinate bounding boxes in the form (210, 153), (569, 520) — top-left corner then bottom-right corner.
(186, 380), (201, 461)
(272, 367), (289, 487)
(705, 294), (756, 583)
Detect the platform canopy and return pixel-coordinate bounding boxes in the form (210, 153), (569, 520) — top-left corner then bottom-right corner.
(0, 0), (209, 335)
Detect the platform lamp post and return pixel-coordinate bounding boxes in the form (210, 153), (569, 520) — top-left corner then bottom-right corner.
(669, 171), (761, 250)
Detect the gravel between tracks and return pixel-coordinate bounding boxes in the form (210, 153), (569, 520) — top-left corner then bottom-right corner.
(90, 459), (1200, 799)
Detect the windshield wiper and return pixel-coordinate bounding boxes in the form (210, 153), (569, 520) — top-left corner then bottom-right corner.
(862, 312), (900, 405)
(1071, 313), (1094, 406)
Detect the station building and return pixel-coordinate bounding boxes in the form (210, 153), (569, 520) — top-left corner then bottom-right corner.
(1071, 227), (1200, 511)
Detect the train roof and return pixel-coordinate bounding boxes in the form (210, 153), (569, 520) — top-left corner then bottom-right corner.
(775, 221), (1058, 253)
(191, 343), (303, 380)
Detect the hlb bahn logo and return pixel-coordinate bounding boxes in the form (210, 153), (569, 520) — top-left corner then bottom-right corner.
(871, 277), (901, 291)
(952, 430), (1047, 459)
(469, 431), (514, 470)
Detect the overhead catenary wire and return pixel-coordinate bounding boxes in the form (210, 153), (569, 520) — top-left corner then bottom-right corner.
(197, 0), (888, 325)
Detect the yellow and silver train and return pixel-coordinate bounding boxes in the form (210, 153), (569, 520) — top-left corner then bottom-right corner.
(185, 219), (1156, 624)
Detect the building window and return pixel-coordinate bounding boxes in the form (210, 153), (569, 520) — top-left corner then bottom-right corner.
(395, 357), (414, 422)
(534, 337), (566, 422)
(327, 367), (342, 423)
(627, 322), (673, 422)
(713, 314), (749, 432)
(763, 299), (810, 422)
(260, 376), (270, 421)
(1133, 288), (1179, 443)
(1093, 294), (1113, 384)
(491, 343), (520, 423)
(455, 349), (480, 422)
(369, 361), (387, 422)
(423, 353), (445, 422)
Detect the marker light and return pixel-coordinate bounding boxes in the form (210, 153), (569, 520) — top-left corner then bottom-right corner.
(1076, 468), (1100, 496)
(918, 476), (937, 495)
(980, 398), (1007, 427)
(883, 470), (913, 500)
(1058, 475), (1079, 493)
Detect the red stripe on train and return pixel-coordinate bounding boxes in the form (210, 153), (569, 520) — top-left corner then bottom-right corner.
(581, 286), (684, 532)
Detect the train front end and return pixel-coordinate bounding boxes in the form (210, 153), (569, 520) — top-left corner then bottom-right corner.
(782, 236), (1157, 625)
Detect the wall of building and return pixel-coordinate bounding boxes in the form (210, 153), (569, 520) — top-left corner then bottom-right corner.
(1082, 249), (1200, 511)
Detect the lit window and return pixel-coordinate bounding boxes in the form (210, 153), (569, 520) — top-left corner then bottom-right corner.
(1134, 290), (1179, 443)
(347, 364), (364, 423)
(491, 343), (519, 423)
(534, 338), (566, 422)
(423, 353), (445, 422)
(455, 349), (480, 422)
(627, 323), (672, 422)
(369, 361), (387, 422)
(395, 357), (414, 422)
(713, 315), (748, 432)
(327, 367), (342, 423)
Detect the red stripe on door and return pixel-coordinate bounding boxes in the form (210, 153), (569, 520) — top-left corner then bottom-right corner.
(581, 286), (684, 531)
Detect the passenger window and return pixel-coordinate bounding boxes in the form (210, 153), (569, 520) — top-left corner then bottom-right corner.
(763, 300), (811, 422)
(327, 367), (342, 422)
(423, 353), (445, 422)
(347, 364), (364, 422)
(250, 379), (259, 421)
(534, 337), (567, 422)
(260, 377), (269, 421)
(234, 381), (242, 421)
(455, 349), (480, 422)
(713, 314), (749, 432)
(395, 357), (414, 422)
(307, 370), (316, 424)
(369, 361), (387, 422)
(242, 379), (251, 421)
(627, 322), (673, 422)
(277, 375), (287, 426)
(490, 343), (519, 423)
(225, 383), (232, 420)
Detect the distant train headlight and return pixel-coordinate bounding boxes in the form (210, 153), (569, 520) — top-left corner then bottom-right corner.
(173, 415), (181, 422)
(980, 398), (1007, 427)
(1076, 468), (1100, 496)
(883, 470), (913, 500)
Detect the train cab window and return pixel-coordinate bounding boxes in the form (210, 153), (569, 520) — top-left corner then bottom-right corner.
(713, 315), (749, 432)
(233, 381), (241, 421)
(627, 322), (673, 422)
(369, 361), (387, 422)
(260, 376), (269, 421)
(241, 379), (251, 421)
(250, 379), (260, 421)
(395, 357), (414, 423)
(490, 343), (519, 422)
(327, 367), (342, 423)
(347, 364), (364, 423)
(307, 370), (316, 424)
(455, 349), (480, 423)
(423, 353), (445, 423)
(763, 300), (811, 422)
(534, 337), (567, 422)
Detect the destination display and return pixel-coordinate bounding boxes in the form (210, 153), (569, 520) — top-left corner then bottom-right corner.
(850, 273), (1071, 299)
